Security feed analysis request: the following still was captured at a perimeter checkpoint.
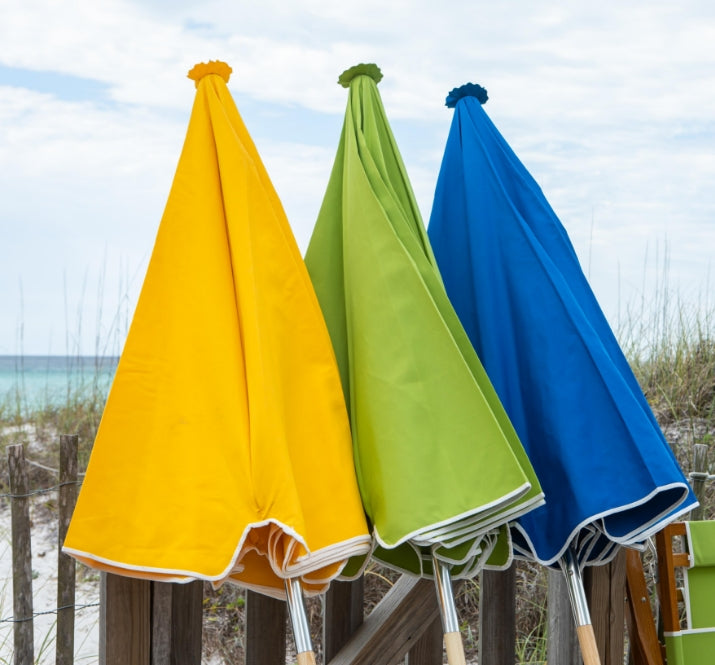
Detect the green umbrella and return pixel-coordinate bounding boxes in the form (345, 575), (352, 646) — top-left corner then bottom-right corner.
(304, 63), (544, 662)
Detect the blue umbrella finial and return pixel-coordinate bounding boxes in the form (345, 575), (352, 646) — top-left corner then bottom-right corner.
(338, 63), (383, 88)
(445, 83), (488, 108)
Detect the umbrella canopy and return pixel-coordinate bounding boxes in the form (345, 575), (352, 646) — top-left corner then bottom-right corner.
(427, 83), (697, 568)
(304, 64), (543, 579)
(63, 61), (371, 599)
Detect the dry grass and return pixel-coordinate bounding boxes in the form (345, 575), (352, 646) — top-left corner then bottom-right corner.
(1, 288), (713, 664)
(621, 298), (715, 519)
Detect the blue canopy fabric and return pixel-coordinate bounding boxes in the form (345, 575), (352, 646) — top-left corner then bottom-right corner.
(427, 84), (697, 567)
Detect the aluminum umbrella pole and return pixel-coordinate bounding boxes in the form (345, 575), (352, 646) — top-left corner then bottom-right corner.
(561, 548), (602, 665)
(433, 557), (467, 665)
(285, 578), (316, 665)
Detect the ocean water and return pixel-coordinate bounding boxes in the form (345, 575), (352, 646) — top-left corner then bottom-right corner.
(0, 355), (118, 409)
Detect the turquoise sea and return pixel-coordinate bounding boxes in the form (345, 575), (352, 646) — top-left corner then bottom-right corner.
(0, 355), (118, 408)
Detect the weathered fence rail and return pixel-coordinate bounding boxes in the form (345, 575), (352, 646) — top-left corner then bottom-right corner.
(3, 436), (710, 664)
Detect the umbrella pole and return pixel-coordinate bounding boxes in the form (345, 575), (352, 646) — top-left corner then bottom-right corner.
(284, 578), (316, 665)
(432, 557), (467, 665)
(561, 548), (602, 665)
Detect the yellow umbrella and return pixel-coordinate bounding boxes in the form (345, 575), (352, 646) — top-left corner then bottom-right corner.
(63, 61), (371, 614)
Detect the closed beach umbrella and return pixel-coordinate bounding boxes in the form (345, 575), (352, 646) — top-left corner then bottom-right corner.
(63, 61), (371, 662)
(304, 64), (543, 664)
(427, 82), (697, 664)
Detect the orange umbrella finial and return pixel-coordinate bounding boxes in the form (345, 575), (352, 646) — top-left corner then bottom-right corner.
(187, 60), (232, 88)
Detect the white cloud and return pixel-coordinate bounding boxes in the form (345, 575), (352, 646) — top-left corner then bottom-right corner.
(2, 0), (715, 352)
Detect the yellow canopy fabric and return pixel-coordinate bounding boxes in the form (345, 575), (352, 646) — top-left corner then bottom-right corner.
(63, 61), (371, 598)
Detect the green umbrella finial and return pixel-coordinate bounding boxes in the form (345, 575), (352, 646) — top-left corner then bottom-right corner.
(338, 63), (383, 88)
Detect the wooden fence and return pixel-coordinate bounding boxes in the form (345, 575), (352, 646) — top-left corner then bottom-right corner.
(2, 437), (709, 664)
(3, 436), (83, 665)
(96, 549), (629, 665)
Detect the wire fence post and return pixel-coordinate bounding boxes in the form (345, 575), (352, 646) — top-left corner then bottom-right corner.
(57, 434), (79, 665)
(8, 443), (34, 665)
(690, 443), (709, 520)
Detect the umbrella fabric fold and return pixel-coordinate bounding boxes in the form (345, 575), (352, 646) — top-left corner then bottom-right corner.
(304, 64), (543, 580)
(63, 61), (371, 599)
(427, 83), (697, 568)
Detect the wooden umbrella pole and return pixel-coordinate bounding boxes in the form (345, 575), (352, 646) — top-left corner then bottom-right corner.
(285, 577), (316, 665)
(433, 557), (467, 665)
(561, 548), (602, 665)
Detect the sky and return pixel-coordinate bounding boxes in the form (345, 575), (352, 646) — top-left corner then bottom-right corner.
(1, 0), (714, 356)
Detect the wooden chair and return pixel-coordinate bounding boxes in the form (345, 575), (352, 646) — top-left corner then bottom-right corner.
(627, 521), (715, 665)
(656, 521), (715, 665)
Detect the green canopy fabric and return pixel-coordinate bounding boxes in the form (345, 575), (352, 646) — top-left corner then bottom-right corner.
(665, 521), (715, 665)
(304, 64), (544, 578)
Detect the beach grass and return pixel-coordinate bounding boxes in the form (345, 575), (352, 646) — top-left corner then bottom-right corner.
(0, 285), (713, 664)
(0, 364), (111, 471)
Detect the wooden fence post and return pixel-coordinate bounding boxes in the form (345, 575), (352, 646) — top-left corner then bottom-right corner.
(57, 433), (79, 665)
(100, 573), (151, 665)
(324, 578), (364, 662)
(8, 443), (34, 665)
(547, 568), (580, 665)
(151, 581), (203, 665)
(479, 567), (516, 665)
(245, 590), (286, 665)
(585, 548), (626, 665)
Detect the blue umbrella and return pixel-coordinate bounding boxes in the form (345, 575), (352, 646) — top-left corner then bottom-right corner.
(427, 82), (697, 664)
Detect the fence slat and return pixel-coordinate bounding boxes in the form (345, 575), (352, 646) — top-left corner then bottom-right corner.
(585, 548), (626, 665)
(547, 568), (580, 665)
(406, 615), (443, 665)
(328, 576), (441, 665)
(245, 590), (287, 665)
(100, 573), (151, 665)
(57, 434), (79, 665)
(8, 443), (34, 665)
(151, 581), (203, 665)
(151, 582), (173, 664)
(324, 578), (365, 662)
(479, 567), (515, 665)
